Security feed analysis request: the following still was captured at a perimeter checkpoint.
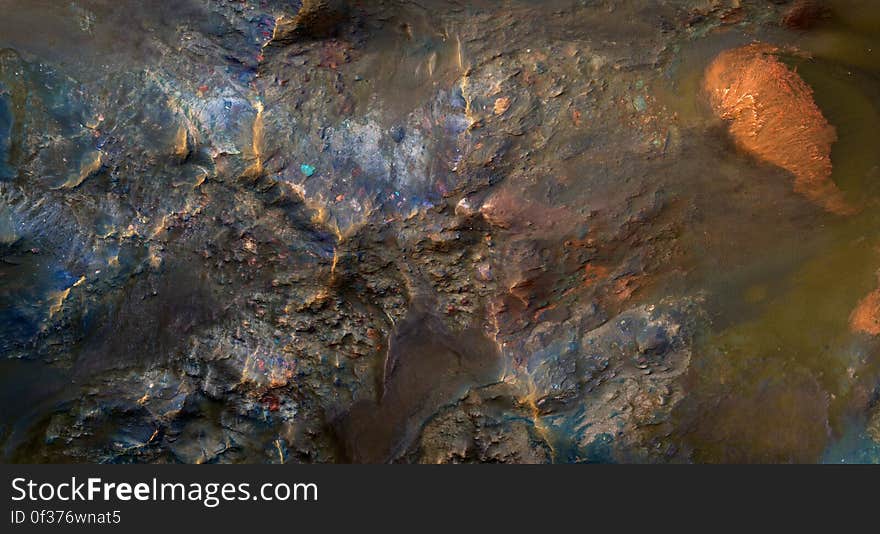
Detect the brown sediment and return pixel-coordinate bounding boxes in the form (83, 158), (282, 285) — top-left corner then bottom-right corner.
(703, 43), (856, 215)
(782, 0), (828, 30)
(338, 303), (501, 463)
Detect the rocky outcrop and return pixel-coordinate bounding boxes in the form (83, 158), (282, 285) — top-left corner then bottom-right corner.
(703, 43), (855, 215)
(271, 0), (350, 42)
(3, 0), (878, 464)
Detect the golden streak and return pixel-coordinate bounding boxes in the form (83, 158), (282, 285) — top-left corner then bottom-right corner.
(57, 150), (102, 189)
(516, 375), (557, 458)
(172, 122), (189, 160)
(274, 439), (285, 464)
(149, 214), (170, 239)
(47, 276), (85, 318)
(243, 101), (265, 178)
(330, 247), (339, 276)
(282, 183), (345, 241)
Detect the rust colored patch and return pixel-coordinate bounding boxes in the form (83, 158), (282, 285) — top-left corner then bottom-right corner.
(318, 40), (351, 70)
(582, 263), (610, 287)
(704, 43), (856, 215)
(850, 286), (880, 335)
(611, 274), (645, 303)
(261, 394), (281, 412)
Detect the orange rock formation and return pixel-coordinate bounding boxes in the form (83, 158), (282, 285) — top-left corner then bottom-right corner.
(850, 283), (880, 335)
(703, 43), (855, 215)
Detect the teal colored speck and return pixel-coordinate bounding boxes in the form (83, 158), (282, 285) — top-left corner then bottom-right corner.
(635, 79), (645, 90)
(300, 164), (315, 177)
(632, 95), (647, 113)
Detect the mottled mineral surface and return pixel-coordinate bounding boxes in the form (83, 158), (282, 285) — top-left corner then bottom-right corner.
(1, 0), (880, 463)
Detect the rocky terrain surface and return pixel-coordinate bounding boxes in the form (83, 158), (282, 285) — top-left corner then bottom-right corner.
(2, 0), (879, 463)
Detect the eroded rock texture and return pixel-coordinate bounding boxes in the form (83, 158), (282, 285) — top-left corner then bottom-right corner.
(2, 0), (880, 464)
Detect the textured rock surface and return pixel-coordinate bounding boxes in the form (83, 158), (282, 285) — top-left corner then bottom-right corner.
(2, 0), (880, 463)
